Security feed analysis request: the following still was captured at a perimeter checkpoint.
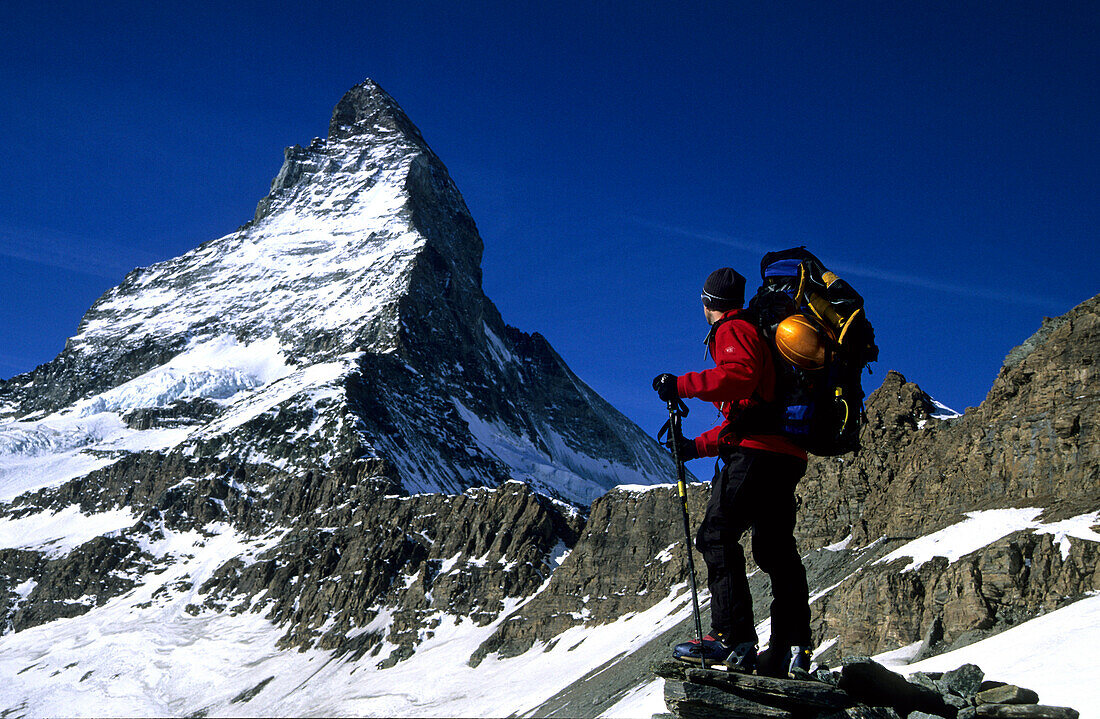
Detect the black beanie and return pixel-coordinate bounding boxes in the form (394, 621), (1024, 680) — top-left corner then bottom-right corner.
(701, 267), (746, 311)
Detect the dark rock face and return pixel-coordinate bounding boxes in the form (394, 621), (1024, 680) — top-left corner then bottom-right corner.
(812, 528), (1100, 659)
(470, 484), (711, 665)
(195, 482), (580, 660)
(8, 536), (152, 632)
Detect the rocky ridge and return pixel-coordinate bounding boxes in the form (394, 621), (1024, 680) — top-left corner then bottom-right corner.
(800, 295), (1099, 658)
(450, 296), (1099, 668)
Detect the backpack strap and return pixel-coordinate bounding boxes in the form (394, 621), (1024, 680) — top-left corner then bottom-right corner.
(702, 313), (742, 359)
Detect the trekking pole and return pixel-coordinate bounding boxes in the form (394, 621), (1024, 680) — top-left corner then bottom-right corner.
(659, 398), (707, 669)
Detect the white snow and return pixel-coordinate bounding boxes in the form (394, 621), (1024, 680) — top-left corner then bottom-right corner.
(1034, 511), (1100, 560)
(195, 358), (351, 438)
(74, 335), (293, 416)
(0, 505), (137, 558)
(875, 508), (1100, 572)
(0, 412), (191, 502)
(614, 482), (674, 493)
(600, 678), (666, 718)
(824, 534), (853, 552)
(0, 563), (697, 718)
(452, 400), (666, 506)
(874, 640), (926, 668)
(68, 134), (425, 357)
(652, 543), (678, 565)
(929, 398), (961, 420)
(900, 593), (1100, 719)
(0, 336), (305, 502)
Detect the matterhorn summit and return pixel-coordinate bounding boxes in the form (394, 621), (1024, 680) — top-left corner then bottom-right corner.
(1, 78), (670, 504)
(0, 80), (679, 715)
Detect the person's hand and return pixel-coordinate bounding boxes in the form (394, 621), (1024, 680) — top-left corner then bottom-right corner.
(652, 373), (678, 402)
(664, 433), (699, 461)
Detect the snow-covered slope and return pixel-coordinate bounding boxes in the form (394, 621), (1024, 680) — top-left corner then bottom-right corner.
(2, 495), (1097, 717)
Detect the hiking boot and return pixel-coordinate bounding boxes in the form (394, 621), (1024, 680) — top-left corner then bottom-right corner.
(673, 635), (757, 671)
(790, 646), (813, 674)
(757, 645), (814, 678)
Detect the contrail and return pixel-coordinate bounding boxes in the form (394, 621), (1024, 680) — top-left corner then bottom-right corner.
(630, 218), (1066, 310)
(0, 226), (160, 281)
(631, 218), (775, 256)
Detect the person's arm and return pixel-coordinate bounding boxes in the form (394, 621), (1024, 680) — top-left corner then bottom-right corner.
(694, 422), (724, 458)
(676, 320), (764, 403)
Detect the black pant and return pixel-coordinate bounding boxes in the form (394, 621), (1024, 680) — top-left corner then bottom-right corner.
(696, 446), (811, 647)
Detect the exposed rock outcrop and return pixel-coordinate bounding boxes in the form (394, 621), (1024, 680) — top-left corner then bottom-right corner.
(474, 293), (1100, 677)
(799, 295), (1099, 550)
(656, 658), (1081, 719)
(797, 295), (1100, 657)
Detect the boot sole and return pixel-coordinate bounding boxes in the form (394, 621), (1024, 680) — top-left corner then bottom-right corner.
(673, 654), (754, 673)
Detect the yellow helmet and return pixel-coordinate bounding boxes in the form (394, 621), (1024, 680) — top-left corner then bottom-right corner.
(776, 314), (829, 370)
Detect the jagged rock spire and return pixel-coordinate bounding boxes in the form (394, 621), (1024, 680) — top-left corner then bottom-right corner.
(328, 78), (427, 145)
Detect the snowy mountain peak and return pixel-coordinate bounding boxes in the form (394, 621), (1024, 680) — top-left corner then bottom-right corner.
(0, 82), (682, 716)
(1, 81), (672, 504)
(50, 77), (486, 387)
(327, 78), (427, 144)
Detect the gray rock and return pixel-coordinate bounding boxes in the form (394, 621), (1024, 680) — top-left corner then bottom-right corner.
(908, 672), (941, 693)
(974, 705), (1079, 719)
(819, 708), (903, 719)
(938, 664), (985, 697)
(684, 666), (854, 712)
(974, 685), (1040, 705)
(944, 693), (973, 708)
(663, 680), (792, 718)
(796, 296), (1100, 659)
(839, 658), (953, 717)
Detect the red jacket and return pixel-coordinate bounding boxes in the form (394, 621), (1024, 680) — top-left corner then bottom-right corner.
(676, 309), (807, 460)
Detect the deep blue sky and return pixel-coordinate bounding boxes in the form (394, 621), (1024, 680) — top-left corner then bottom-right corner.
(1, 2), (1096, 441)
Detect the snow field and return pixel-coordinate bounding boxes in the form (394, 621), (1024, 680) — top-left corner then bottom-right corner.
(0, 505), (137, 558)
(0, 547), (701, 719)
(0, 337), (357, 503)
(74, 335), (293, 417)
(897, 593), (1100, 719)
(0, 412), (193, 502)
(1, 493), (1097, 717)
(876, 507), (1100, 571)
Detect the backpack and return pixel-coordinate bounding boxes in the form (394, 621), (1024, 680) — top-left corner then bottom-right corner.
(725, 247), (879, 456)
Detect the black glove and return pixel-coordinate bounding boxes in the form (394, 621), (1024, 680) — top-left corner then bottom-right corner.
(664, 433), (699, 461)
(652, 373), (679, 402)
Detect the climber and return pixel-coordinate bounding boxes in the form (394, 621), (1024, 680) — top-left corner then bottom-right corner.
(653, 266), (813, 678)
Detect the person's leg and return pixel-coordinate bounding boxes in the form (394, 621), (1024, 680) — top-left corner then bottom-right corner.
(750, 452), (811, 648)
(695, 450), (757, 644)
